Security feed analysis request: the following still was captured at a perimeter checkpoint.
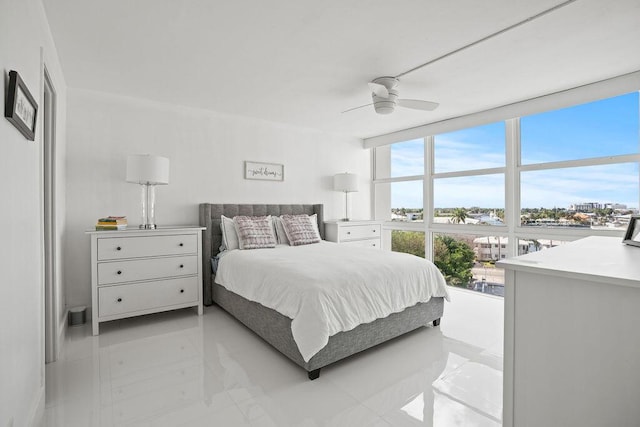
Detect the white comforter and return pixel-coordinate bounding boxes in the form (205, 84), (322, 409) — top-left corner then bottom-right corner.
(214, 241), (450, 362)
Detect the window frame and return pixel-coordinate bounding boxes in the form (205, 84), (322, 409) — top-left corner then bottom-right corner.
(373, 91), (640, 266)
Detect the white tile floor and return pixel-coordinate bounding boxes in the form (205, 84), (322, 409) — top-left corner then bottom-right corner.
(44, 288), (503, 426)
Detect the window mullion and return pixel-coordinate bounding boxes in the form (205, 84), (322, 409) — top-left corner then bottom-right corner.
(505, 118), (520, 258)
(425, 135), (434, 261)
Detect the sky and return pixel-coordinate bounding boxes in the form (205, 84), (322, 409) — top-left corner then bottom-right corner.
(390, 92), (640, 210)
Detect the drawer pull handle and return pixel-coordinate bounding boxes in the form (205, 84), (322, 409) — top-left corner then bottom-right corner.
(116, 246), (122, 251)
(117, 298), (122, 302)
(372, 229), (376, 232)
(180, 289), (185, 293)
(179, 243), (184, 247)
(346, 231), (351, 235)
(117, 270), (122, 275)
(373, 243), (376, 246)
(179, 264), (184, 268)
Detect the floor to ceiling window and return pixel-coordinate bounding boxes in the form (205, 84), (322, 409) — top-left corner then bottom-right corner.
(520, 92), (639, 228)
(373, 90), (640, 296)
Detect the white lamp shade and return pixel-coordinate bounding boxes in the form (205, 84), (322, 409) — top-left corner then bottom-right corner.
(126, 154), (170, 185)
(334, 173), (358, 192)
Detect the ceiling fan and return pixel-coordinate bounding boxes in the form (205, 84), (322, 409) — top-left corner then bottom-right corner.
(343, 76), (439, 115)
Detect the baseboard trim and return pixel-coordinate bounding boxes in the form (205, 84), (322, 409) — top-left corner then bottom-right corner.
(57, 312), (67, 360)
(28, 384), (45, 427)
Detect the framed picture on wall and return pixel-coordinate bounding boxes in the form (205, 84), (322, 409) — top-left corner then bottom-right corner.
(623, 215), (640, 248)
(5, 70), (38, 141)
(244, 161), (284, 181)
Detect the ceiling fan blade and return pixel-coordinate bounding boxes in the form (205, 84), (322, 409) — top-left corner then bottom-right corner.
(398, 99), (439, 111)
(341, 103), (373, 114)
(368, 82), (389, 98)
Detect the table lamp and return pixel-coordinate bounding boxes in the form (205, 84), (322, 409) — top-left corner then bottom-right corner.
(126, 154), (169, 229)
(333, 172), (358, 221)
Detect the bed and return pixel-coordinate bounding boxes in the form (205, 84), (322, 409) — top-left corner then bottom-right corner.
(199, 203), (447, 380)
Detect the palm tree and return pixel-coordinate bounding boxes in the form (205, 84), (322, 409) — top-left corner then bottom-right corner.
(451, 208), (467, 224)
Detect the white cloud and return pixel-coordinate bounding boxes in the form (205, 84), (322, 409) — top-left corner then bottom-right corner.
(434, 137), (504, 173)
(433, 175), (504, 208)
(387, 125), (638, 210)
(521, 164), (638, 208)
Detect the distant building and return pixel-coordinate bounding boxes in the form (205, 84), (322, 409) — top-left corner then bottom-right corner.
(605, 203), (627, 210)
(433, 216), (476, 224)
(535, 239), (567, 249)
(391, 212), (423, 221)
(432, 211), (504, 226)
(569, 202), (629, 211)
(571, 202), (603, 212)
(472, 237), (532, 261)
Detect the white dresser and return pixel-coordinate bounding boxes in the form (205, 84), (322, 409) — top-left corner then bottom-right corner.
(87, 227), (204, 335)
(497, 236), (640, 427)
(324, 220), (382, 249)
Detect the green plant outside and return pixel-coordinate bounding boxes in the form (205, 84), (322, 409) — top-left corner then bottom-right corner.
(391, 231), (475, 288)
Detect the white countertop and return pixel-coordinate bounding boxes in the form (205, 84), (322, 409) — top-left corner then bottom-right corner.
(497, 236), (640, 289)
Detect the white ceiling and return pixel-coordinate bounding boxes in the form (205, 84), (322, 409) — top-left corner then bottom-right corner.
(42, 0), (640, 139)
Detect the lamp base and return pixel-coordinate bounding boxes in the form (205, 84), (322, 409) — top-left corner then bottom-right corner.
(138, 184), (159, 230)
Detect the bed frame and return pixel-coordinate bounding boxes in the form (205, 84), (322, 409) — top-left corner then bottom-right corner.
(199, 203), (444, 380)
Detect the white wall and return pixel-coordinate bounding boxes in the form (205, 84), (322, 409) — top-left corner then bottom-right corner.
(65, 89), (370, 308)
(0, 0), (67, 425)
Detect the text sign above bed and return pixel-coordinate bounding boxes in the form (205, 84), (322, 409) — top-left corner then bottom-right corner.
(244, 161), (284, 181)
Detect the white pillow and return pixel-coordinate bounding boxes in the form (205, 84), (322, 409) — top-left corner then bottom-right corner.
(273, 216), (290, 245)
(220, 215), (240, 251)
(310, 214), (320, 236)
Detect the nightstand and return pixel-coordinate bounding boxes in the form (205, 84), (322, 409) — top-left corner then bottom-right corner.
(87, 226), (205, 335)
(324, 220), (382, 249)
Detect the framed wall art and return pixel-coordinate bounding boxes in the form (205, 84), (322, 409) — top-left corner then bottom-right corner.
(244, 161), (284, 181)
(622, 215), (640, 248)
(5, 70), (38, 141)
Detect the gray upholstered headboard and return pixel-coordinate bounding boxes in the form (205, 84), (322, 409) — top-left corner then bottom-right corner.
(199, 203), (324, 305)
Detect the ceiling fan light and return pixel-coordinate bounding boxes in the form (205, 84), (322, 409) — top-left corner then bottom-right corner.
(374, 101), (395, 114)
(372, 87), (398, 114)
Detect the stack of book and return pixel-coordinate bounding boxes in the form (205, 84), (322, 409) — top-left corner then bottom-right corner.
(95, 216), (127, 231)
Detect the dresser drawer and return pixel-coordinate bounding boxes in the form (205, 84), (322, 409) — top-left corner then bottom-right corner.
(97, 234), (198, 260)
(98, 255), (197, 285)
(339, 224), (381, 241)
(341, 238), (381, 249)
(98, 276), (198, 317)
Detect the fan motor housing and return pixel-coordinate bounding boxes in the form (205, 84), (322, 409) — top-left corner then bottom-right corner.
(373, 88), (398, 114)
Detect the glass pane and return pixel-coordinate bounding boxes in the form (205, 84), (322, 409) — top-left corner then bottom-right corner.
(432, 233), (504, 296)
(391, 180), (423, 222)
(391, 230), (425, 258)
(433, 174), (505, 225)
(390, 139), (424, 178)
(434, 122), (505, 173)
(521, 92), (639, 164)
(517, 236), (571, 252)
(521, 163), (639, 228)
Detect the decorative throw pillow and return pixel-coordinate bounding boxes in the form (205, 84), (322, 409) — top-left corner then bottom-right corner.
(281, 214), (321, 246)
(220, 215), (240, 251)
(274, 214), (320, 245)
(233, 216), (277, 249)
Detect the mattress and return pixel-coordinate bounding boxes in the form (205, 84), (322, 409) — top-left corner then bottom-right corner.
(215, 241), (450, 361)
